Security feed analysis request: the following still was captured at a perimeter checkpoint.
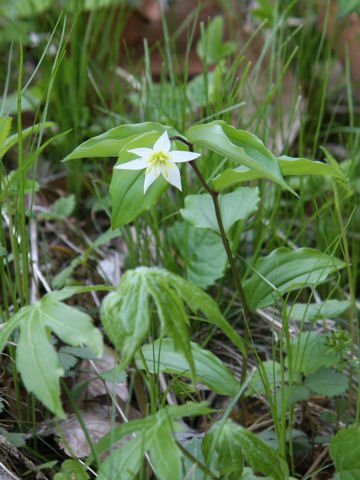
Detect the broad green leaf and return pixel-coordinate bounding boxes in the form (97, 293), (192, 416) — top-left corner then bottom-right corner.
(243, 248), (346, 311)
(168, 222), (227, 288)
(159, 270), (247, 357)
(287, 300), (350, 322)
(216, 424), (244, 479)
(304, 368), (349, 397)
(4, 292), (103, 418)
(53, 194), (76, 218)
(97, 435), (145, 480)
(204, 420), (288, 480)
(196, 16), (236, 64)
(101, 270), (150, 369)
(136, 338), (239, 396)
(17, 312), (66, 418)
(63, 122), (175, 160)
(186, 121), (289, 191)
(213, 155), (347, 190)
(286, 332), (341, 376)
(40, 296), (103, 358)
(110, 132), (169, 227)
(330, 427), (360, 475)
(150, 425), (181, 480)
(180, 188), (259, 233)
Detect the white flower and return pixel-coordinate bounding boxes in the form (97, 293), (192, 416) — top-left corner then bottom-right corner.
(115, 131), (201, 193)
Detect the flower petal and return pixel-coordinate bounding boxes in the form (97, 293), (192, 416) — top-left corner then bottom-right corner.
(169, 151), (201, 163)
(115, 158), (148, 170)
(144, 168), (157, 193)
(127, 147), (153, 157)
(153, 131), (170, 153)
(163, 164), (182, 191)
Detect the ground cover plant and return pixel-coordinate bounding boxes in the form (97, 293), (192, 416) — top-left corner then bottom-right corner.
(0, 0), (359, 478)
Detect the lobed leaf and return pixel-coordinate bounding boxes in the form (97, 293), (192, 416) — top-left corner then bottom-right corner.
(304, 368), (349, 397)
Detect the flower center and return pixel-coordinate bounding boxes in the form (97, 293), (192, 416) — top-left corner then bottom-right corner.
(146, 151), (173, 176)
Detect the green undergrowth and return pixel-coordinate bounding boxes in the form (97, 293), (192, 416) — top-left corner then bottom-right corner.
(0, 1), (359, 479)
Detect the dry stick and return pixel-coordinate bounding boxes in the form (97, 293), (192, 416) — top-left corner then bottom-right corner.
(171, 136), (252, 422)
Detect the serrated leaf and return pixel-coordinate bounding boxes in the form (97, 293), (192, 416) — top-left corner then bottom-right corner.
(180, 188), (259, 233)
(287, 300), (350, 322)
(168, 222), (227, 288)
(243, 248), (346, 310)
(304, 368), (348, 397)
(287, 332), (341, 376)
(136, 338), (239, 396)
(63, 122), (174, 160)
(17, 312), (66, 417)
(204, 420), (288, 480)
(212, 155), (347, 190)
(186, 121), (290, 191)
(330, 427), (360, 474)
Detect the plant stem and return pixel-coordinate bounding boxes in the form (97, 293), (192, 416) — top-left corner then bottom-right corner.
(171, 136), (252, 417)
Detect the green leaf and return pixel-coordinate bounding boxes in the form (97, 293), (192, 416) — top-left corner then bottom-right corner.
(0, 121), (55, 160)
(97, 435), (145, 480)
(168, 222), (227, 288)
(110, 132), (169, 227)
(286, 332), (341, 376)
(53, 194), (76, 218)
(0, 116), (12, 147)
(196, 16), (236, 64)
(150, 425), (181, 480)
(17, 311), (66, 418)
(338, 0), (360, 19)
(186, 121), (290, 191)
(91, 402), (212, 468)
(160, 270), (247, 357)
(63, 122), (176, 160)
(100, 270), (150, 369)
(143, 277), (196, 382)
(330, 427), (360, 476)
(180, 188), (259, 233)
(287, 300), (350, 322)
(54, 459), (90, 480)
(246, 361), (282, 397)
(243, 248), (346, 311)
(304, 368), (349, 397)
(204, 420), (288, 480)
(101, 267), (247, 370)
(212, 155), (347, 190)
(6, 292), (103, 418)
(136, 338), (239, 396)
